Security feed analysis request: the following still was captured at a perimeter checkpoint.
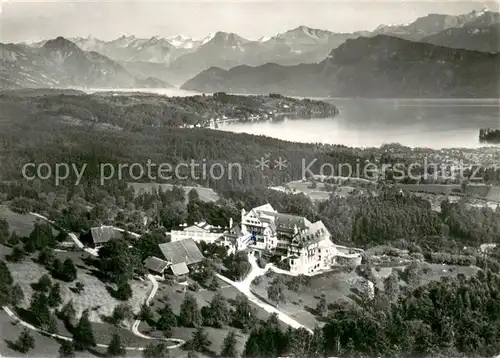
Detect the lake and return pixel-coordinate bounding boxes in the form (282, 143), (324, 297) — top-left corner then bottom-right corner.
(218, 98), (500, 149)
(87, 88), (500, 149)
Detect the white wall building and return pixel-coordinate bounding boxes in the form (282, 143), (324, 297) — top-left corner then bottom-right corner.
(170, 221), (227, 244)
(240, 204), (361, 275)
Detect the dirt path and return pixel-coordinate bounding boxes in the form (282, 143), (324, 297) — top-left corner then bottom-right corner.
(216, 254), (313, 333)
(25, 213), (185, 349)
(2, 306), (184, 350)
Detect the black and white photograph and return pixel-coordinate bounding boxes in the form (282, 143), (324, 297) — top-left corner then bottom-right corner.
(0, 0), (500, 357)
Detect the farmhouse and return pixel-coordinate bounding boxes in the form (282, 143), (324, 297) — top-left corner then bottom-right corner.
(144, 256), (169, 276)
(240, 203), (361, 275)
(86, 226), (124, 249)
(147, 238), (205, 281)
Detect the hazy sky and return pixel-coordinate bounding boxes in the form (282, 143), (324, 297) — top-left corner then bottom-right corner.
(1, 0), (498, 43)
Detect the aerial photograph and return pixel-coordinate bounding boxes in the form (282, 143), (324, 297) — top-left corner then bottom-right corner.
(0, 0), (500, 357)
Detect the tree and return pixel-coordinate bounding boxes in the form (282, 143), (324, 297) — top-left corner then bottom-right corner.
(0, 217), (9, 244)
(205, 291), (230, 328)
(48, 283), (62, 307)
(156, 303), (177, 331)
(308, 326), (324, 358)
(189, 327), (211, 352)
(36, 274), (52, 292)
(7, 231), (21, 247)
(29, 292), (51, 327)
(107, 333), (126, 357)
(405, 262), (422, 287)
(0, 260), (13, 285)
(267, 313), (279, 328)
(8, 245), (26, 262)
(73, 310), (96, 351)
(38, 247), (56, 266)
(267, 277), (286, 306)
(188, 188), (200, 202)
(315, 293), (327, 317)
(74, 282), (85, 294)
(27, 222), (56, 250)
(142, 343), (169, 358)
(179, 293), (202, 327)
(47, 313), (59, 334)
(98, 239), (140, 282)
(14, 328), (35, 353)
(111, 303), (133, 325)
(138, 303), (154, 323)
(7, 231), (20, 246)
(220, 331), (238, 357)
(59, 299), (76, 323)
(231, 294), (257, 332)
(209, 277), (220, 291)
(384, 272), (400, 301)
(115, 279), (133, 300)
(288, 328), (311, 358)
(61, 258), (78, 282)
(59, 341), (75, 358)
(11, 283), (24, 305)
(243, 325), (288, 358)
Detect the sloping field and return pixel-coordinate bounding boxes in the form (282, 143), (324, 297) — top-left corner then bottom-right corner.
(0, 205), (59, 237)
(0, 205), (38, 237)
(127, 182), (220, 203)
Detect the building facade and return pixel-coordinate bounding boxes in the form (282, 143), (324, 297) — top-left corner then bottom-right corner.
(240, 204), (361, 275)
(170, 221), (227, 244)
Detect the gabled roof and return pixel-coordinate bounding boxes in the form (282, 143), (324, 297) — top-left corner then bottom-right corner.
(158, 238), (204, 266)
(294, 220), (330, 246)
(144, 256), (169, 273)
(253, 203), (275, 213)
(170, 262), (189, 276)
(261, 211), (310, 233)
(90, 226), (123, 245)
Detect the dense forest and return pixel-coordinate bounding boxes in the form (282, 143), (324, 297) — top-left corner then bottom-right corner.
(0, 92), (361, 189)
(244, 268), (500, 358)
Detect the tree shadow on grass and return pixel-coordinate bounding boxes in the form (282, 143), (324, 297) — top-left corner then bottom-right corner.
(105, 285), (119, 299)
(14, 307), (40, 327)
(3, 338), (20, 352)
(348, 288), (365, 307)
(87, 347), (107, 357)
(183, 341), (218, 358)
(87, 268), (110, 284)
(55, 314), (75, 335)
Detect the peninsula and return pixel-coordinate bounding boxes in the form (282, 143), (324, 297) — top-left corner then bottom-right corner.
(11, 90), (339, 130)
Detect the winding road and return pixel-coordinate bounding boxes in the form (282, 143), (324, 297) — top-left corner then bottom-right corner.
(2, 306), (185, 351)
(216, 254), (313, 333)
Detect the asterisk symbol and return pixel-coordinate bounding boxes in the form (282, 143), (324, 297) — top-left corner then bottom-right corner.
(256, 157), (270, 171)
(274, 157), (288, 171)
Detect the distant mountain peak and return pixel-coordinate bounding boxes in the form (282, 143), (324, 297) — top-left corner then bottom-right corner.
(204, 31), (249, 46)
(119, 34), (136, 40)
(43, 37), (80, 51)
(472, 7), (491, 16)
(277, 25), (332, 39)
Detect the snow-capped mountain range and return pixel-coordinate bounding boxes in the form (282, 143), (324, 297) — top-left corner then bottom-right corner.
(5, 8), (498, 88)
(0, 37), (171, 89)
